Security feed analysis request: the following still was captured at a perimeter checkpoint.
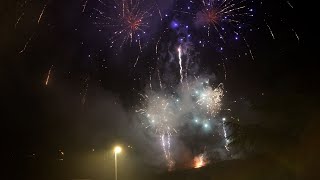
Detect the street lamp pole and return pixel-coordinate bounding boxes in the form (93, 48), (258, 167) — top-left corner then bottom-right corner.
(114, 146), (121, 180)
(115, 152), (118, 180)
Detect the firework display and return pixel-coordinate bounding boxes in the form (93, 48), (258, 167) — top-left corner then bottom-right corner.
(136, 70), (226, 168)
(14, 0), (300, 171)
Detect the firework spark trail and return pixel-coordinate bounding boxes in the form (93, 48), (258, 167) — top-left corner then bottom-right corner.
(133, 55), (140, 68)
(81, 76), (90, 105)
(154, 1), (163, 21)
(38, 2), (48, 24)
(15, 12), (24, 29)
(149, 74), (152, 90)
(178, 46), (183, 84)
(222, 118), (230, 151)
(82, 0), (89, 12)
(161, 133), (174, 169)
(173, 10), (194, 15)
(222, 61), (227, 80)
(161, 134), (169, 160)
(266, 23), (275, 39)
(243, 37), (255, 60)
(287, 1), (293, 8)
(19, 33), (35, 54)
(137, 92), (179, 169)
(292, 28), (300, 42)
(155, 36), (162, 54)
(45, 65), (53, 86)
(157, 69), (163, 89)
(185, 55), (190, 89)
(138, 39), (142, 53)
(19, 0), (30, 8)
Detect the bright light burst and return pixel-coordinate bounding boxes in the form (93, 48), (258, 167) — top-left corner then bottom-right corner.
(195, 82), (224, 117)
(93, 0), (158, 51)
(137, 77), (224, 169)
(194, 153), (208, 168)
(137, 92), (179, 169)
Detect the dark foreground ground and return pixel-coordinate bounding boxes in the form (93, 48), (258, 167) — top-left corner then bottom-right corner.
(6, 115), (320, 180)
(6, 152), (320, 180)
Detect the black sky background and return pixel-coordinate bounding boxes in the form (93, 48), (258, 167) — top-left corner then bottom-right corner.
(1, 0), (317, 169)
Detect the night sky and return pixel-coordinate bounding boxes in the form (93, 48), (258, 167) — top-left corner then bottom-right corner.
(1, 0), (318, 179)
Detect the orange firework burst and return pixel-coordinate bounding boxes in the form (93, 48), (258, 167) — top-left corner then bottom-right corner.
(195, 8), (221, 26)
(93, 0), (159, 51)
(194, 154), (207, 168)
(192, 0), (252, 46)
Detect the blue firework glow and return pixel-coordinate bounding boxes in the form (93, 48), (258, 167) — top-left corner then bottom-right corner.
(172, 0), (255, 59)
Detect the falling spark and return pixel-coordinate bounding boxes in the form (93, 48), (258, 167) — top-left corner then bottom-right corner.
(161, 134), (169, 160)
(19, 33), (35, 54)
(137, 91), (181, 169)
(149, 74), (152, 90)
(161, 134), (174, 170)
(222, 117), (230, 151)
(82, 0), (89, 12)
(178, 46), (183, 83)
(157, 69), (162, 89)
(81, 76), (90, 105)
(154, 0), (163, 21)
(38, 2), (48, 24)
(266, 23), (275, 39)
(133, 55), (140, 68)
(155, 36), (161, 55)
(222, 61), (227, 80)
(138, 39), (142, 53)
(243, 37), (255, 60)
(286, 1), (293, 8)
(45, 65), (53, 86)
(292, 28), (299, 42)
(15, 12), (24, 29)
